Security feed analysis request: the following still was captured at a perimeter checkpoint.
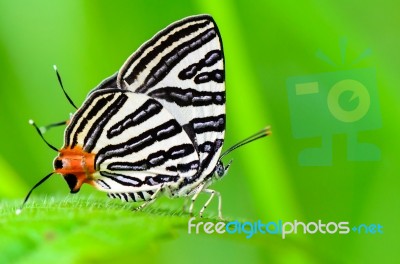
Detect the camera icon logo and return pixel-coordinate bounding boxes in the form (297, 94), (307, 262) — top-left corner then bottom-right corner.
(327, 79), (370, 123)
(287, 68), (381, 166)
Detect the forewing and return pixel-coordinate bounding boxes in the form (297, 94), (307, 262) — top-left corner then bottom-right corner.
(117, 15), (225, 182)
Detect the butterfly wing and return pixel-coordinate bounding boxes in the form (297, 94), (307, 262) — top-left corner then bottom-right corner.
(64, 88), (200, 193)
(116, 15), (225, 190)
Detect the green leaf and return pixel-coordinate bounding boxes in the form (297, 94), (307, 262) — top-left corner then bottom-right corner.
(1, 196), (190, 264)
(1, 195), (344, 264)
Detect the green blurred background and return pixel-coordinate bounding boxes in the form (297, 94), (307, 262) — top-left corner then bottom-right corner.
(0, 0), (398, 263)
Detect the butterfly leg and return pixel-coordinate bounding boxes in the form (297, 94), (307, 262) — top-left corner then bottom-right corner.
(188, 184), (206, 217)
(134, 184), (164, 211)
(199, 189), (223, 220)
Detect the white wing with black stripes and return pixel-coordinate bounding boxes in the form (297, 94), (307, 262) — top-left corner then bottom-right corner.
(115, 15), (225, 190)
(64, 89), (200, 196)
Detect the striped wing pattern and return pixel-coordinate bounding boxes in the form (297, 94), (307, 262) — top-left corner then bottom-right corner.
(66, 15), (225, 202)
(116, 15), (225, 194)
(65, 89), (200, 195)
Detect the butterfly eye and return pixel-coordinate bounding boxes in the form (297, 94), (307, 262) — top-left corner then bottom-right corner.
(215, 161), (225, 178)
(64, 174), (79, 193)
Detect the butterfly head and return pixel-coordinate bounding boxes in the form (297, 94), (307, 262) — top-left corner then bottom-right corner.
(214, 159), (232, 180)
(53, 146), (96, 193)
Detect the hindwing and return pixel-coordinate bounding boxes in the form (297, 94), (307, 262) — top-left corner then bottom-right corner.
(65, 89), (200, 193)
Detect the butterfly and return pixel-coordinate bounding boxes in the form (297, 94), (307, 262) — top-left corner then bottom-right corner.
(19, 15), (271, 219)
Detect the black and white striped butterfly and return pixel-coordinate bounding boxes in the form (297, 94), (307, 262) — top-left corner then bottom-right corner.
(19, 15), (270, 218)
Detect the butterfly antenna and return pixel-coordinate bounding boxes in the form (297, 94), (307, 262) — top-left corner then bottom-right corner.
(53, 65), (77, 109)
(219, 126), (271, 160)
(29, 119), (58, 152)
(40, 120), (69, 134)
(16, 172), (54, 215)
